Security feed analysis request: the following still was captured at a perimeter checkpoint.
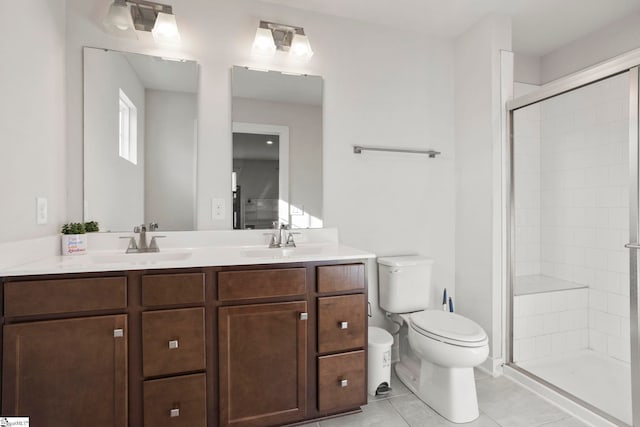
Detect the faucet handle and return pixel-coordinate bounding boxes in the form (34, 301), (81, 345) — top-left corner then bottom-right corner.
(148, 222), (159, 231)
(119, 236), (139, 253)
(148, 235), (166, 252)
(285, 232), (301, 248)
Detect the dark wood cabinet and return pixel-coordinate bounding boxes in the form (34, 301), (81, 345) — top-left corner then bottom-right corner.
(218, 301), (308, 427)
(2, 315), (128, 427)
(143, 373), (207, 427)
(1, 260), (368, 427)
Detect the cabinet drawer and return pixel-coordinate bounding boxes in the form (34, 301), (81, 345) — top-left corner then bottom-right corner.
(142, 308), (205, 377)
(144, 373), (206, 427)
(318, 351), (366, 412)
(142, 273), (205, 307)
(318, 294), (366, 353)
(218, 268), (306, 301)
(4, 277), (127, 317)
(317, 264), (364, 293)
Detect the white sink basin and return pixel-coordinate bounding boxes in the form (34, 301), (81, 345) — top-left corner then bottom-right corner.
(90, 251), (192, 265)
(241, 246), (324, 258)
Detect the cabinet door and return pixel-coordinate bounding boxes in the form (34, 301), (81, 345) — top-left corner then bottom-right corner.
(219, 301), (307, 427)
(3, 315), (127, 427)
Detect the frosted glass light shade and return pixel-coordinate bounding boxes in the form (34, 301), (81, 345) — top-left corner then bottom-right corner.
(152, 12), (181, 44)
(103, 2), (137, 38)
(290, 33), (314, 59)
(252, 27), (276, 55)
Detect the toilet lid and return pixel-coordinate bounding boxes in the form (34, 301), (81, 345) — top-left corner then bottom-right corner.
(410, 310), (488, 347)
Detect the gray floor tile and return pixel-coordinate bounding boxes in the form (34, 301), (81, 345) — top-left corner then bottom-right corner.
(319, 400), (409, 427)
(474, 367), (492, 380)
(388, 394), (500, 427)
(476, 376), (568, 427)
(538, 417), (590, 427)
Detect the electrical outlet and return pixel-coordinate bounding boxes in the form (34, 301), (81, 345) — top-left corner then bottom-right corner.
(212, 198), (225, 220)
(36, 197), (48, 225)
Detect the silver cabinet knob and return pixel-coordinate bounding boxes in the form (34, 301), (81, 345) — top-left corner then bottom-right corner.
(113, 329), (124, 338)
(168, 340), (179, 349)
(339, 321), (349, 329)
(300, 312), (308, 320)
(169, 408), (180, 417)
(339, 379), (348, 387)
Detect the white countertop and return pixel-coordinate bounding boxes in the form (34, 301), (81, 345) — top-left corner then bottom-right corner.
(0, 228), (376, 277)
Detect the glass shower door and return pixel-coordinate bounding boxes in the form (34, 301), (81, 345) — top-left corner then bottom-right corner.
(511, 70), (633, 425)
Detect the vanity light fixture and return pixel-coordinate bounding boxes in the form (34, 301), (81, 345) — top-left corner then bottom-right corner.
(103, 0), (181, 44)
(252, 21), (314, 59)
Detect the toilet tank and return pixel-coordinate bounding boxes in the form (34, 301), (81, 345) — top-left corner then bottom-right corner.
(378, 256), (434, 313)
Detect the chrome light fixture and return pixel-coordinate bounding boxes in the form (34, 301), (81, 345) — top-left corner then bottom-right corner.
(252, 21), (314, 59)
(103, 0), (181, 43)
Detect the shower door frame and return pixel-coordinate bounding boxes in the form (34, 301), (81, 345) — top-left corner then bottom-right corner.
(506, 49), (640, 427)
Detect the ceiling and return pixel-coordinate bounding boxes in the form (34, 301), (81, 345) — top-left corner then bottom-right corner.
(232, 66), (323, 105)
(259, 0), (640, 56)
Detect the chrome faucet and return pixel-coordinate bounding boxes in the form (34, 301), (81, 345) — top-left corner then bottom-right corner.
(266, 222), (299, 248)
(121, 222), (164, 253)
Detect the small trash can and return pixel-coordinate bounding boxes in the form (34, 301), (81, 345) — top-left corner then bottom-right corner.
(368, 326), (394, 397)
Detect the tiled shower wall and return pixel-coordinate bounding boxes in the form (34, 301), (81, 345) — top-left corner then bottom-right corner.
(514, 75), (631, 364)
(514, 83), (541, 277)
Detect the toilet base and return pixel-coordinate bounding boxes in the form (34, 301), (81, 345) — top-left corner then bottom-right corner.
(395, 359), (480, 423)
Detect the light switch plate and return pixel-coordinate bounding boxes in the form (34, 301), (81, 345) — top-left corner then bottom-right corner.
(36, 197), (48, 224)
(212, 198), (225, 220)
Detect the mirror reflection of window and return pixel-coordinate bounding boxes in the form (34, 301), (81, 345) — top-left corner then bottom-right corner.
(232, 133), (280, 229)
(118, 88), (137, 164)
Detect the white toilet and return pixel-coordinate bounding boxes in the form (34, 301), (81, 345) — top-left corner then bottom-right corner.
(378, 256), (489, 424)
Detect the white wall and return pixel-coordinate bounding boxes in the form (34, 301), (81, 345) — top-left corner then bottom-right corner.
(541, 13), (640, 83)
(514, 53), (542, 85)
(232, 97), (322, 222)
(84, 48), (145, 232)
(0, 0), (67, 242)
(65, 0), (457, 326)
(454, 14), (512, 365)
(145, 90), (197, 231)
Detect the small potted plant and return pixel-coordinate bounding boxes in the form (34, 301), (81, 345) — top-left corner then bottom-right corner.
(84, 221), (100, 233)
(61, 222), (87, 256)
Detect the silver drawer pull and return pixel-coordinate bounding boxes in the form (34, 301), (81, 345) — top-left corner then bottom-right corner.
(168, 340), (179, 349)
(339, 379), (348, 387)
(300, 312), (308, 320)
(339, 321), (349, 329)
(169, 408), (180, 417)
(113, 329), (124, 338)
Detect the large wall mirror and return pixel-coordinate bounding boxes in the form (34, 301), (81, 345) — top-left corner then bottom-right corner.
(83, 47), (198, 232)
(231, 66), (323, 230)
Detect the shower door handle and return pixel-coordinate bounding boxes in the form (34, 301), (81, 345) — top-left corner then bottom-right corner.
(625, 243), (640, 249)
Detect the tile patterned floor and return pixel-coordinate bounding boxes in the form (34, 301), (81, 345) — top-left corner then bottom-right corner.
(300, 368), (589, 427)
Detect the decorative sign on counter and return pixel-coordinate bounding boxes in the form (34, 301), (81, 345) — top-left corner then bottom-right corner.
(61, 234), (88, 256)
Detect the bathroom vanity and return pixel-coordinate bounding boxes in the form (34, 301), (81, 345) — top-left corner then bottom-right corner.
(0, 236), (372, 427)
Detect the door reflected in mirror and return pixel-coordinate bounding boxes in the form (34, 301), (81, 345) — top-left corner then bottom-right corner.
(232, 133), (280, 229)
(231, 66), (323, 230)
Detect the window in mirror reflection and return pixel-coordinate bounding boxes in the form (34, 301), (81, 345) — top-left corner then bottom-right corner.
(118, 89), (138, 165)
(232, 133), (280, 229)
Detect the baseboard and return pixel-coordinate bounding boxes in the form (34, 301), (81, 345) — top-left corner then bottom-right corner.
(478, 356), (503, 377)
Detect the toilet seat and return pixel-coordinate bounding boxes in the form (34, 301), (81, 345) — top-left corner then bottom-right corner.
(409, 310), (488, 348)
